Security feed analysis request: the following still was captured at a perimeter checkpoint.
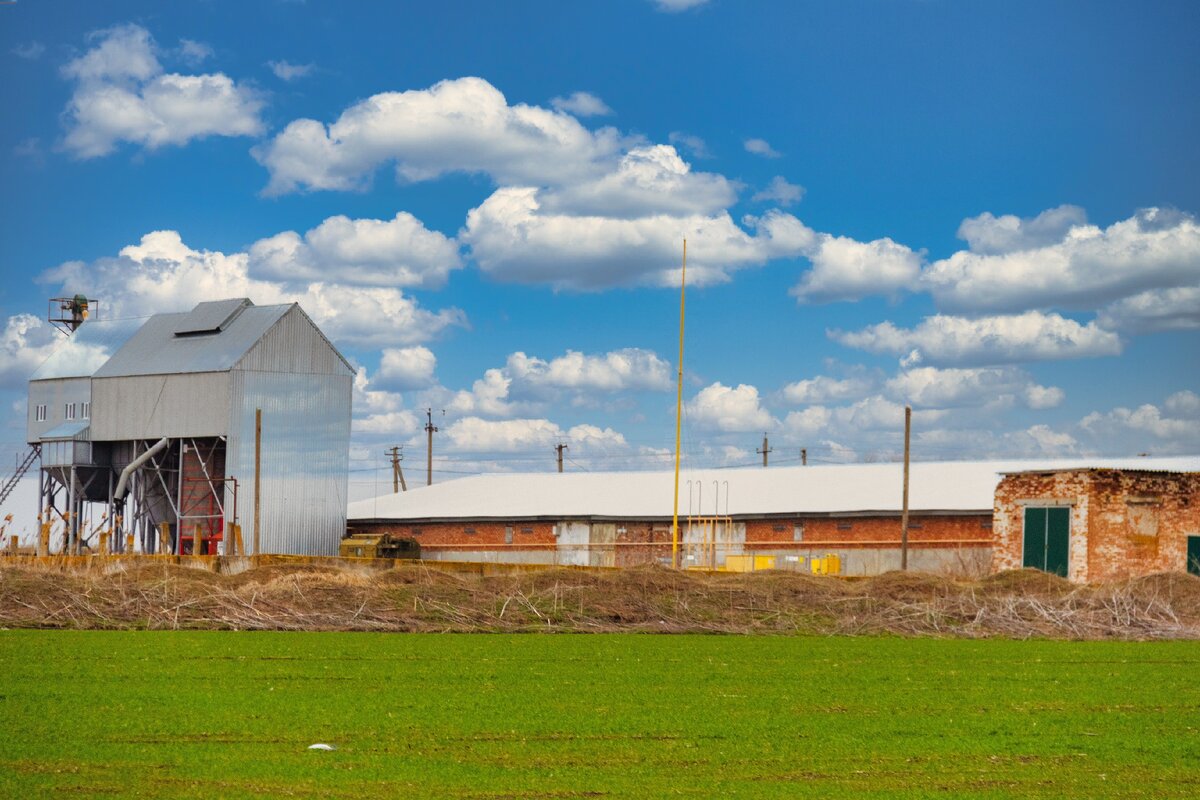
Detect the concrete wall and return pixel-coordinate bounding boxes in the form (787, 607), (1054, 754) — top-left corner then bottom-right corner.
(993, 470), (1200, 582)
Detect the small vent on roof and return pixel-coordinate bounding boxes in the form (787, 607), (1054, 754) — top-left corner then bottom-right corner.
(173, 298), (253, 337)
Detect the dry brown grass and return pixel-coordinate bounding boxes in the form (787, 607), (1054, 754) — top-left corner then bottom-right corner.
(1, 561), (1197, 639)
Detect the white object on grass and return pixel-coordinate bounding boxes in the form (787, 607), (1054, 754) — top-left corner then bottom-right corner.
(308, 743), (336, 751)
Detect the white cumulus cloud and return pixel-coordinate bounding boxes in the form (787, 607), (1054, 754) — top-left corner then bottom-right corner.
(884, 366), (1063, 410)
(830, 311), (1123, 366)
(40, 230), (466, 348)
(376, 347), (437, 390)
(254, 76), (623, 194)
(924, 207), (1200, 315)
(956, 205), (1087, 255)
(61, 24), (264, 158)
(752, 176), (804, 206)
(744, 138), (781, 158)
(792, 233), (922, 303)
(506, 349), (672, 392)
(686, 383), (776, 432)
(463, 190), (813, 289)
(550, 91), (613, 117)
(268, 60), (314, 81)
(248, 211), (462, 288)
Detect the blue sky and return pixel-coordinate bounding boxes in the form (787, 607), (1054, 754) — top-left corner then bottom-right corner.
(2, 0), (1199, 517)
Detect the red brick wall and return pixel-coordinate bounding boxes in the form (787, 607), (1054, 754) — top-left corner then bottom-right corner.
(993, 470), (1200, 582)
(349, 514), (992, 562)
(348, 521), (557, 553)
(744, 515), (991, 550)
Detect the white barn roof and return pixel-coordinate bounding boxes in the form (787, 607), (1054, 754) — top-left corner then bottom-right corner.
(348, 456), (1200, 522)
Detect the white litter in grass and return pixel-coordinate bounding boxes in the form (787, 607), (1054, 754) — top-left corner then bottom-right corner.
(307, 743), (336, 751)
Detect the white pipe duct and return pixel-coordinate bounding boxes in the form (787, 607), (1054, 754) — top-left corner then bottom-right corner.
(114, 438), (169, 501)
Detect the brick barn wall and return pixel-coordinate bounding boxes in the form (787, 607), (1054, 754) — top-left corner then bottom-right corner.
(347, 521), (557, 553)
(743, 515), (992, 550)
(993, 470), (1200, 582)
(1084, 471), (1200, 581)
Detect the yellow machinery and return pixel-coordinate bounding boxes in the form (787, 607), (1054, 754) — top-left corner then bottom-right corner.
(724, 554), (777, 573)
(810, 554), (842, 576)
(339, 532), (421, 560)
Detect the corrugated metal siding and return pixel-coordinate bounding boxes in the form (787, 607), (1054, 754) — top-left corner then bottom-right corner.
(227, 369), (352, 556)
(27, 378), (91, 443)
(235, 306), (353, 376)
(90, 373), (231, 440)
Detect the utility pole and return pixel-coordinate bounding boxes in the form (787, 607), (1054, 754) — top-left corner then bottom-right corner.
(756, 433), (772, 467)
(555, 442), (568, 473)
(425, 409), (439, 486)
(801, 448), (807, 466)
(900, 405), (911, 571)
(387, 446), (407, 493)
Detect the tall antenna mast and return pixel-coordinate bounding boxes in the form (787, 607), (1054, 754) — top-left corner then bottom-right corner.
(671, 239), (687, 569)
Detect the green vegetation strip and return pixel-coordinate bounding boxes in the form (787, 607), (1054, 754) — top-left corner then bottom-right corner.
(1, 631), (1198, 798)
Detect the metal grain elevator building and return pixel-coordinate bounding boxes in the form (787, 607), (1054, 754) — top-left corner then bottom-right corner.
(26, 298), (353, 556)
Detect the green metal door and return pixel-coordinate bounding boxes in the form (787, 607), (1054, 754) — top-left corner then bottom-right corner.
(1023, 507), (1069, 577)
(1188, 536), (1200, 576)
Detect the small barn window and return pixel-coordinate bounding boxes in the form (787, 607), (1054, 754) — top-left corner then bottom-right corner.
(64, 403), (76, 420)
(908, 523), (923, 530)
(505, 526), (514, 544)
(81, 401), (91, 419)
(520, 527), (534, 534)
(463, 527), (477, 535)
(793, 523), (804, 542)
(836, 522), (853, 531)
(35, 405), (46, 422)
(409, 527), (422, 536)
(979, 520), (993, 530)
(772, 524), (787, 533)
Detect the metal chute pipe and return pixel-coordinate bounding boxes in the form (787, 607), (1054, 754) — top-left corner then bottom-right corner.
(114, 438), (169, 501)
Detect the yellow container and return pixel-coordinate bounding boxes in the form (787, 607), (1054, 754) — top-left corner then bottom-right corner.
(823, 553), (841, 576)
(753, 555), (776, 571)
(724, 554), (751, 573)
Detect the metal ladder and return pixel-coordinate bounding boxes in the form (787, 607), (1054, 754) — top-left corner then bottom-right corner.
(0, 444), (40, 509)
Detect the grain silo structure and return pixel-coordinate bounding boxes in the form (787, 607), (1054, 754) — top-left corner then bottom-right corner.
(26, 298), (353, 556)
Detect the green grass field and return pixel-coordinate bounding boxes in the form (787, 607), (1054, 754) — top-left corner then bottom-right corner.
(1, 632), (1197, 798)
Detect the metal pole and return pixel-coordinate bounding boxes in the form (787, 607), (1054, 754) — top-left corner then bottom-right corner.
(253, 408), (262, 559)
(901, 405), (911, 571)
(671, 239), (687, 570)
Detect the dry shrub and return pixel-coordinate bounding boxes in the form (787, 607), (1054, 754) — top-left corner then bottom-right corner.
(858, 571), (960, 601)
(976, 568), (1074, 598)
(1, 561), (1198, 639)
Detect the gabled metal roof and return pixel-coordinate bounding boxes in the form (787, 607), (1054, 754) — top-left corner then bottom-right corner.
(348, 456), (1200, 522)
(93, 301), (291, 378)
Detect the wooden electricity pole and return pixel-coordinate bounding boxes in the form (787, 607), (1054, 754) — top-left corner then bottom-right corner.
(387, 446), (407, 493)
(425, 409), (439, 486)
(555, 443), (568, 473)
(756, 434), (772, 467)
(900, 405), (911, 571)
